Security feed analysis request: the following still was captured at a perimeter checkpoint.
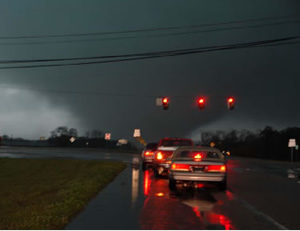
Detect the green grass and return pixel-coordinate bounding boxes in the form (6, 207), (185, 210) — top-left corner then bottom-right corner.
(0, 158), (126, 229)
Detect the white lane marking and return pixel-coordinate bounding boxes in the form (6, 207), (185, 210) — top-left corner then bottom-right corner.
(238, 198), (288, 230)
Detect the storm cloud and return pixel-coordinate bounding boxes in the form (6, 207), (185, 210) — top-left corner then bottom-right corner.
(0, 0), (299, 142)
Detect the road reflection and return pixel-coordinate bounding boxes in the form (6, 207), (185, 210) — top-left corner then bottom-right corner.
(143, 170), (151, 196)
(140, 169), (234, 230)
(131, 158), (140, 208)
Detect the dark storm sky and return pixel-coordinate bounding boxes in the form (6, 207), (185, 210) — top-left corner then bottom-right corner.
(0, 0), (299, 142)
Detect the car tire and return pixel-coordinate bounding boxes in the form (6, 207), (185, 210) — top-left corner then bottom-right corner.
(142, 162), (147, 171)
(169, 179), (176, 190)
(218, 179), (227, 191)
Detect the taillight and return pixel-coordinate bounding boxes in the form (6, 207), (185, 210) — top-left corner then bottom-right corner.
(171, 163), (190, 171)
(144, 151), (153, 156)
(156, 152), (163, 160)
(206, 165), (226, 172)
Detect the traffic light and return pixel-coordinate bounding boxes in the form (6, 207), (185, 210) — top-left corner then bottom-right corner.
(162, 97), (169, 110)
(197, 97), (205, 109)
(227, 97), (235, 110)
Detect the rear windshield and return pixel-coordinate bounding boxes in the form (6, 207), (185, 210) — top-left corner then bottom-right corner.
(174, 150), (223, 160)
(146, 143), (158, 149)
(160, 140), (193, 147)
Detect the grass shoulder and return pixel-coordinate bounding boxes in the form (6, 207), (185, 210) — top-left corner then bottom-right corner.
(0, 158), (126, 229)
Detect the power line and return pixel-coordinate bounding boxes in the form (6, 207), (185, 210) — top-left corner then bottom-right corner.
(0, 40), (299, 70)
(0, 19), (300, 46)
(0, 36), (299, 69)
(0, 36), (298, 64)
(0, 14), (299, 40)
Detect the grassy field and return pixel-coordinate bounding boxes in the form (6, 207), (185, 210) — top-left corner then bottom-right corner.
(0, 158), (126, 229)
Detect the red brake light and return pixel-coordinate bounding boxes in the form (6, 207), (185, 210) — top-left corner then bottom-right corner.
(171, 163), (190, 171)
(206, 165), (226, 172)
(144, 151), (153, 156)
(156, 152), (163, 160)
(194, 153), (202, 161)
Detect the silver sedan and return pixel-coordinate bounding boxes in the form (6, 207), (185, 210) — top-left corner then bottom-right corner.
(168, 146), (227, 190)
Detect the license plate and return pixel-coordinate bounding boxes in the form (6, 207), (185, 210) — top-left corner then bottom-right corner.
(192, 167), (204, 172)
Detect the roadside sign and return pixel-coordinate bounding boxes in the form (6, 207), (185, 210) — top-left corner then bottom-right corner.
(133, 129), (141, 138)
(69, 137), (76, 143)
(156, 98), (162, 106)
(118, 139), (128, 145)
(288, 139), (296, 147)
(105, 133), (111, 140)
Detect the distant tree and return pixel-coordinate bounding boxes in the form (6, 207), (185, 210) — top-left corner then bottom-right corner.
(239, 129), (254, 142)
(68, 128), (78, 137)
(222, 130), (238, 150)
(2, 135), (9, 140)
(50, 126), (69, 138)
(49, 126), (75, 147)
(201, 132), (214, 146)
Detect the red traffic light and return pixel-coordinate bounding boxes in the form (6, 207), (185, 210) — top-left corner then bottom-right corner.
(197, 97), (205, 109)
(162, 97), (169, 110)
(227, 97), (235, 110)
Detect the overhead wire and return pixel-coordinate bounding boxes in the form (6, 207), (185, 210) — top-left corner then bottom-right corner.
(0, 14), (299, 40)
(0, 36), (297, 64)
(0, 36), (298, 69)
(0, 19), (299, 46)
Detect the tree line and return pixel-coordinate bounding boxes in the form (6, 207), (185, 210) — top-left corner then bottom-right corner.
(1, 126), (137, 151)
(201, 126), (300, 161)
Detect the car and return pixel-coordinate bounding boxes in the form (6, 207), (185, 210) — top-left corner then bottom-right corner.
(153, 138), (194, 177)
(141, 142), (158, 170)
(168, 146), (227, 190)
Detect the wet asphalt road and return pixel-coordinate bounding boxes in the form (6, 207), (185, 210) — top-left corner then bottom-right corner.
(1, 147), (300, 230)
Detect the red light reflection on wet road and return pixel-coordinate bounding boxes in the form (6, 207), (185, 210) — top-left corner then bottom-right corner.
(206, 213), (234, 230)
(143, 170), (150, 196)
(140, 170), (234, 230)
(192, 207), (234, 230)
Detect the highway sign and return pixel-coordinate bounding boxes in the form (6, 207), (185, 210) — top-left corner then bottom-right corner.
(105, 133), (111, 140)
(288, 139), (296, 147)
(133, 129), (141, 137)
